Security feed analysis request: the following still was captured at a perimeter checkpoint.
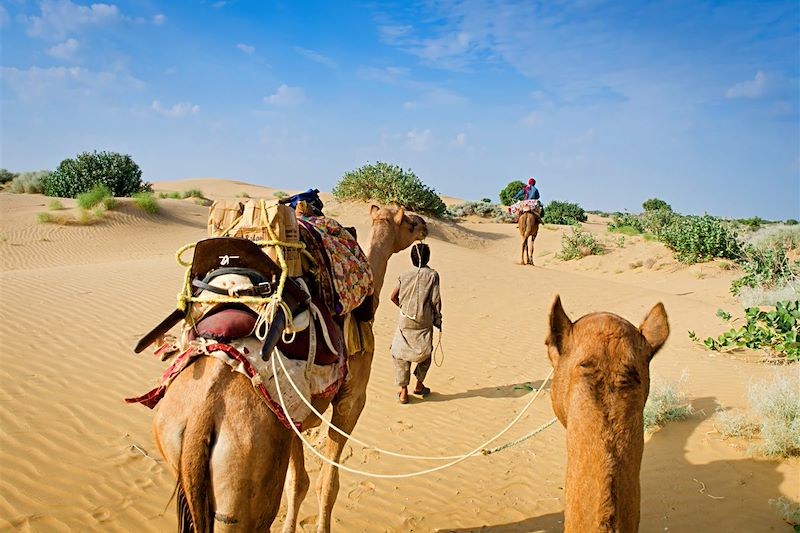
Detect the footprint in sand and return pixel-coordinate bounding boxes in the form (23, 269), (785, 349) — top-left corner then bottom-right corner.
(347, 480), (376, 503)
(389, 420), (413, 433)
(91, 507), (111, 523)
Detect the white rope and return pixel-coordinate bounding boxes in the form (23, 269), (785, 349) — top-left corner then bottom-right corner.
(273, 350), (554, 466)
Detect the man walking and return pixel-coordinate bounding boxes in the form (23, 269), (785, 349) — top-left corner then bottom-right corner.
(390, 242), (442, 404)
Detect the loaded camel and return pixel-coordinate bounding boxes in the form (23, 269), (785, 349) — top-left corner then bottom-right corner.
(545, 295), (669, 533)
(518, 209), (541, 265)
(151, 205), (427, 532)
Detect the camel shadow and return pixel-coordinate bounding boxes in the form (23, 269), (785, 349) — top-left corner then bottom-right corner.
(437, 396), (790, 532)
(424, 379), (550, 403)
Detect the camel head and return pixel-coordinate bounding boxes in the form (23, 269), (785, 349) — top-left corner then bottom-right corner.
(545, 294), (669, 532)
(369, 204), (428, 253)
(545, 294), (669, 428)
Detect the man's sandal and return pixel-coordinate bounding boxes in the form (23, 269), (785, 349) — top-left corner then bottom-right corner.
(413, 386), (431, 397)
(397, 391), (409, 404)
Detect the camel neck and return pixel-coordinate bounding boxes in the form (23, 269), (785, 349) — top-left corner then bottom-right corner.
(365, 224), (395, 302)
(564, 416), (642, 533)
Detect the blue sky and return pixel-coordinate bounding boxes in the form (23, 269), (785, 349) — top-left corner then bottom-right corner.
(2, 0), (798, 219)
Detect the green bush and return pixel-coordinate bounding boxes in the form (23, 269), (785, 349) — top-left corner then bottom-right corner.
(689, 301), (799, 361)
(158, 191), (182, 199)
(608, 212), (645, 234)
(43, 151), (149, 198)
(447, 201), (502, 218)
(182, 188), (204, 199)
(739, 216), (764, 231)
(659, 215), (743, 263)
(642, 198), (672, 212)
(481, 198), (492, 203)
(499, 180), (525, 206)
(786, 219), (798, 226)
(48, 200), (64, 210)
(0, 168), (16, 184)
(10, 170), (49, 194)
(133, 192), (159, 214)
(76, 184), (113, 209)
(542, 201), (588, 225)
(333, 161), (447, 217)
(558, 225), (604, 260)
(273, 190), (288, 199)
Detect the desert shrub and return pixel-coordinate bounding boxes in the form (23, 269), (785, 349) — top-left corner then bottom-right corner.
(731, 245), (798, 297)
(103, 196), (117, 210)
(640, 208), (679, 237)
(737, 285), (799, 308)
(48, 200), (64, 210)
(133, 192), (159, 214)
(76, 184), (113, 209)
(543, 200), (588, 225)
(0, 168), (16, 184)
(158, 191), (182, 199)
(481, 197), (492, 203)
(643, 373), (694, 431)
(739, 216), (765, 231)
(558, 225), (604, 260)
(608, 212), (645, 234)
(10, 170), (49, 194)
(273, 190), (288, 199)
(689, 301), (799, 361)
(75, 208), (97, 225)
(770, 498), (800, 528)
(44, 151), (148, 198)
(499, 180), (526, 206)
(749, 375), (800, 457)
(494, 210), (517, 224)
(182, 188), (204, 199)
(659, 215), (743, 263)
(745, 226), (800, 251)
(642, 198), (672, 212)
(786, 219), (798, 226)
(37, 212), (63, 224)
(447, 201), (502, 218)
(333, 161), (447, 217)
(714, 408), (758, 438)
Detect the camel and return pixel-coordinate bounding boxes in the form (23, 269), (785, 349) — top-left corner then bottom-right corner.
(518, 209), (540, 265)
(151, 204), (427, 532)
(545, 295), (669, 533)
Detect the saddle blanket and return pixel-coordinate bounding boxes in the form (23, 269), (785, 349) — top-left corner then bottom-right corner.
(298, 216), (373, 316)
(509, 199), (541, 216)
(125, 336), (347, 431)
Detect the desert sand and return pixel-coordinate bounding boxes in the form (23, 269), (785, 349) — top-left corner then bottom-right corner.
(0, 178), (797, 532)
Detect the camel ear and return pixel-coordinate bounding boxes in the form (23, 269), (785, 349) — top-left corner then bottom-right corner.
(546, 294), (572, 366)
(640, 302), (669, 360)
(370, 205), (380, 220)
(393, 207), (406, 226)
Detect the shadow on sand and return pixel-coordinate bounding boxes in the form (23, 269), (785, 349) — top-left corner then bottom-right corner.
(423, 379), (550, 403)
(437, 396), (789, 532)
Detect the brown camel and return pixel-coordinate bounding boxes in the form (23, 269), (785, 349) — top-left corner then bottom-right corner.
(518, 209), (540, 265)
(545, 295), (669, 533)
(151, 205), (427, 532)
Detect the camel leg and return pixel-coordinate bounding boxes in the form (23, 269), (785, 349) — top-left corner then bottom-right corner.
(521, 238), (527, 265)
(282, 435), (310, 533)
(315, 390), (367, 533)
(528, 235), (535, 265)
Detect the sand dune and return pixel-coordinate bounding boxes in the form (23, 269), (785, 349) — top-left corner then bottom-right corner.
(0, 179), (796, 532)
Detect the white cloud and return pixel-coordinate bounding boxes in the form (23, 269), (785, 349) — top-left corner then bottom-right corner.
(236, 43), (255, 55)
(406, 128), (434, 151)
(152, 100), (199, 118)
(47, 38), (80, 60)
(264, 84), (306, 106)
(212, 1), (230, 8)
(520, 111), (541, 127)
(293, 46), (337, 69)
(2, 65), (143, 100)
(403, 101), (417, 110)
(451, 132), (467, 147)
(0, 5), (9, 27)
(25, 0), (122, 39)
(152, 13), (166, 25)
(726, 71), (768, 99)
